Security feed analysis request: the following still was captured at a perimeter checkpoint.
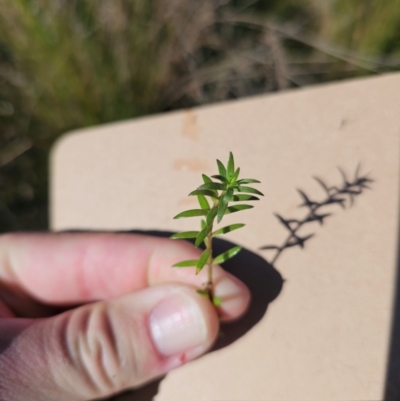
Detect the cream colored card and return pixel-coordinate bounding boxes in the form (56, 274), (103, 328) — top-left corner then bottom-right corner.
(51, 73), (400, 400)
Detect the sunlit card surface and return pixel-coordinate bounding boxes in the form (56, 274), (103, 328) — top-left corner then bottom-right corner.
(51, 73), (400, 401)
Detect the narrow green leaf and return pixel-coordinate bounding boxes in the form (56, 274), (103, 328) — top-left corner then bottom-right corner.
(227, 152), (235, 178)
(217, 188), (233, 223)
(197, 195), (210, 210)
(237, 178), (261, 184)
(232, 194), (259, 201)
(170, 231), (200, 239)
(237, 178), (261, 185)
(196, 249), (210, 274)
(206, 207), (218, 225)
(213, 296), (223, 306)
(172, 259), (198, 267)
(189, 189), (217, 198)
(198, 182), (225, 191)
(237, 185), (264, 196)
(225, 204), (254, 214)
(226, 188), (234, 202)
(173, 209), (208, 219)
(202, 174), (213, 184)
(201, 219), (207, 230)
(213, 246), (242, 264)
(216, 160), (227, 177)
(231, 167), (240, 183)
(195, 224), (212, 247)
(197, 289), (208, 297)
(211, 175), (228, 183)
(212, 223), (245, 237)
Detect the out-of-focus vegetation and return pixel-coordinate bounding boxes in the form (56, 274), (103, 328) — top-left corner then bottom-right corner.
(0, 0), (399, 232)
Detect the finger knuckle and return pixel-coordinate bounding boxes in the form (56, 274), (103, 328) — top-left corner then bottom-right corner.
(62, 303), (134, 398)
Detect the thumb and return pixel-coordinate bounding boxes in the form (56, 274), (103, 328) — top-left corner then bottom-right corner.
(0, 284), (219, 401)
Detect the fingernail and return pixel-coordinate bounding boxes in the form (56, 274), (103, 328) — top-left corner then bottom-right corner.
(149, 293), (207, 356)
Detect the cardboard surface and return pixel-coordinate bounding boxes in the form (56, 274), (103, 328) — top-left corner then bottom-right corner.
(51, 73), (400, 400)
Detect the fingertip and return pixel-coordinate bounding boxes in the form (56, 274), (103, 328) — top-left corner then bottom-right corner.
(213, 271), (251, 322)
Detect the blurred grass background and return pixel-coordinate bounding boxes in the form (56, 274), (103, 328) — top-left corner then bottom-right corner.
(0, 0), (399, 232)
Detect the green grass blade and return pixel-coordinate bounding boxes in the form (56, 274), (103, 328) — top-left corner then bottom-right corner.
(237, 185), (264, 196)
(213, 246), (242, 264)
(212, 223), (245, 237)
(196, 249), (210, 274)
(225, 204), (254, 214)
(173, 209), (208, 219)
(170, 231), (200, 239)
(173, 259), (198, 267)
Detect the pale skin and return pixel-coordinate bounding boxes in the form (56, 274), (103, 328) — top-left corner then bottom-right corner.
(0, 232), (250, 401)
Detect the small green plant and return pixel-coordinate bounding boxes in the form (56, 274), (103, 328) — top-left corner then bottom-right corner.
(171, 152), (263, 305)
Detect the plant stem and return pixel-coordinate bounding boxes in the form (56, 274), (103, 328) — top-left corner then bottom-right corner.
(205, 198), (220, 302)
(205, 231), (214, 302)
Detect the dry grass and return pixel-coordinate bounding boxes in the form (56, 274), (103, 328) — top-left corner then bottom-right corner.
(0, 0), (399, 231)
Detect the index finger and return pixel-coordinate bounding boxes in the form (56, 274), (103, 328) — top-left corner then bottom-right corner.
(0, 233), (250, 319)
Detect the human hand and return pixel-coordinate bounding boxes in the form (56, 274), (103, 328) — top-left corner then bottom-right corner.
(0, 233), (250, 401)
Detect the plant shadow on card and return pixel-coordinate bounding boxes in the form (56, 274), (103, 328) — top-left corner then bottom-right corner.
(107, 229), (283, 401)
